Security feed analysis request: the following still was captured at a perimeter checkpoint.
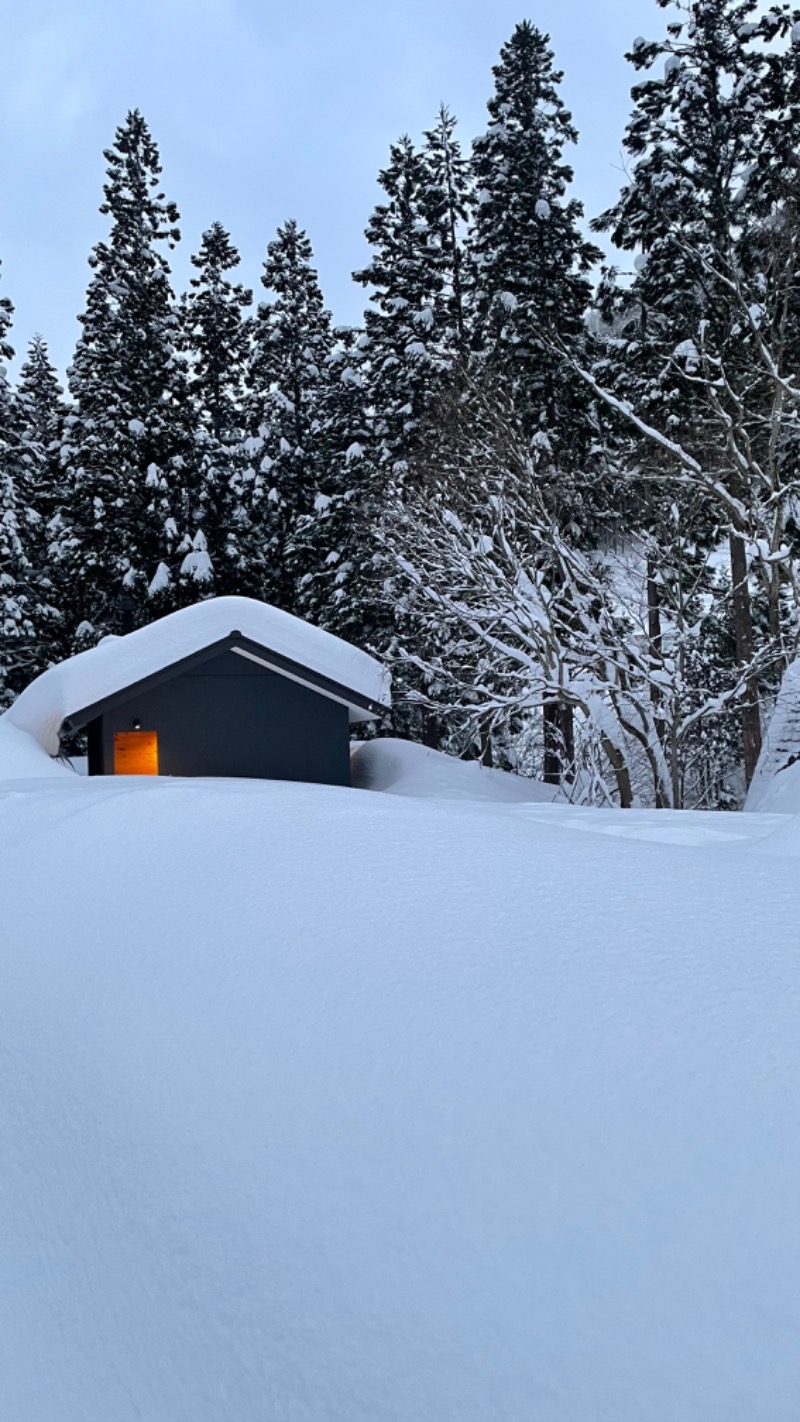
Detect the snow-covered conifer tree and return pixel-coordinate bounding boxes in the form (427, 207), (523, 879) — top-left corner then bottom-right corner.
(354, 135), (452, 484)
(13, 335), (67, 531)
(469, 21), (600, 463)
(178, 221), (252, 600)
(59, 111), (185, 640)
(353, 129), (474, 738)
(9, 335), (69, 672)
(0, 274), (59, 702)
(245, 220), (333, 610)
(0, 267), (26, 704)
(422, 105), (473, 360)
(420, 25), (603, 771)
(292, 327), (384, 646)
(0, 263), (13, 440)
(0, 466), (33, 708)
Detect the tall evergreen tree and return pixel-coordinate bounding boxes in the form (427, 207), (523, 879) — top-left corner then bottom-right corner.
(0, 463), (33, 709)
(293, 327), (382, 644)
(59, 110), (185, 641)
(422, 105), (473, 360)
(352, 126), (474, 738)
(10, 335), (69, 671)
(0, 262), (13, 435)
(0, 265), (25, 705)
(13, 335), (67, 529)
(184, 222), (252, 445)
(0, 272), (57, 703)
(245, 219), (333, 610)
(178, 221), (253, 600)
(354, 134), (451, 483)
(442, 24), (605, 771)
(593, 0), (765, 401)
(469, 21), (600, 456)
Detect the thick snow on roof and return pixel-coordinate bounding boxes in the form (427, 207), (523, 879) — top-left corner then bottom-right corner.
(4, 596), (391, 753)
(1, 772), (798, 1420)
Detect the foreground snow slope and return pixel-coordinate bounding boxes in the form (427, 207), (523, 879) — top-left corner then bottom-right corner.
(1, 770), (798, 1421)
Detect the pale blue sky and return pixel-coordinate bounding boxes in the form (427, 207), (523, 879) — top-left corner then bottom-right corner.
(0, 0), (662, 376)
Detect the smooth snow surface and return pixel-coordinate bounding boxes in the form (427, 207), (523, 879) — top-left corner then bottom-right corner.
(4, 595), (391, 754)
(351, 736), (560, 802)
(1, 766), (798, 1421)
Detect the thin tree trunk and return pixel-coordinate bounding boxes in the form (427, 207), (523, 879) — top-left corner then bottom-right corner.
(767, 561), (787, 681)
(422, 713), (441, 749)
(646, 561), (667, 807)
(601, 734), (633, 809)
(669, 713), (681, 811)
(543, 702), (558, 783)
(560, 703), (575, 782)
(543, 702), (561, 783)
(729, 531), (762, 787)
(543, 701), (575, 785)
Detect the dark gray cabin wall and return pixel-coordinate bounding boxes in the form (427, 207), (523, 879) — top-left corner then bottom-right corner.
(94, 649), (352, 784)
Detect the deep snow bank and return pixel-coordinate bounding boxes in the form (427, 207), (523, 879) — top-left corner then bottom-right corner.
(747, 755), (800, 814)
(0, 719), (74, 780)
(351, 735), (559, 802)
(1, 774), (798, 1421)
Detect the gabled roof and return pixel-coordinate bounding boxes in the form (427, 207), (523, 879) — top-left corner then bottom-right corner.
(5, 597), (392, 755)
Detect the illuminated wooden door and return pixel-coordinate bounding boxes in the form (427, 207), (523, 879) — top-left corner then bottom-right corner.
(113, 730), (159, 775)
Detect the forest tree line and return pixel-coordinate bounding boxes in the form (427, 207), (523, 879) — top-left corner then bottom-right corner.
(4, 0), (800, 807)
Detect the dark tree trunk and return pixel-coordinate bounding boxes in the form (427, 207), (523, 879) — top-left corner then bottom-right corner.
(560, 703), (575, 781)
(728, 531), (762, 787)
(422, 712), (441, 749)
(543, 700), (574, 785)
(647, 561), (667, 808)
(601, 734), (633, 809)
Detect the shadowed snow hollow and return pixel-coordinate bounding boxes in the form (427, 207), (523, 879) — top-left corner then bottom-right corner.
(1, 761), (798, 1420)
(350, 735), (560, 802)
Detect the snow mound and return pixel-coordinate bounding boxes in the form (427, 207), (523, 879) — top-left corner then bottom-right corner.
(4, 596), (391, 756)
(2, 774), (798, 1420)
(746, 656), (800, 811)
(351, 736), (560, 803)
(0, 719), (73, 780)
(748, 757), (800, 815)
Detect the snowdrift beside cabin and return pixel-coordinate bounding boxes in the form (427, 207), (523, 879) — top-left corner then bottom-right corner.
(3, 597), (392, 756)
(351, 736), (560, 803)
(0, 719), (75, 780)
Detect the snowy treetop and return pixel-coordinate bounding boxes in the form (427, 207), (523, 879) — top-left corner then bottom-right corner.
(4, 596), (391, 754)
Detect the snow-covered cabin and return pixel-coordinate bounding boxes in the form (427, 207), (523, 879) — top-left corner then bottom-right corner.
(5, 597), (391, 785)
